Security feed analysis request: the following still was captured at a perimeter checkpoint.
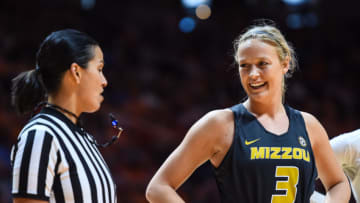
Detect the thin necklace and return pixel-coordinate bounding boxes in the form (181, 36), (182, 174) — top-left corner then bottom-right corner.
(32, 101), (123, 148)
(36, 101), (82, 127)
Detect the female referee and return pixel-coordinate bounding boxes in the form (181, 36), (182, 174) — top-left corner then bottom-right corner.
(146, 22), (350, 202)
(11, 29), (116, 203)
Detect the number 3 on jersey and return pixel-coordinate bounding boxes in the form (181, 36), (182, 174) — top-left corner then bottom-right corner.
(271, 166), (299, 203)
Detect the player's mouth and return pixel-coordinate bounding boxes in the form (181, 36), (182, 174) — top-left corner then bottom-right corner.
(249, 82), (267, 89)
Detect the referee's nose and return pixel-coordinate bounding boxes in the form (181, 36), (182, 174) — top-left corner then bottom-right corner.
(101, 73), (108, 88)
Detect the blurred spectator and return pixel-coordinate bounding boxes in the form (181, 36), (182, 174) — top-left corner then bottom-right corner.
(1, 0), (360, 202)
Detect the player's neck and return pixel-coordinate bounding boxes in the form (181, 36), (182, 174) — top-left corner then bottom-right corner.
(244, 99), (284, 118)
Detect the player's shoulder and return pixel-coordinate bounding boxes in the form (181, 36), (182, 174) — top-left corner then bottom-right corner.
(330, 129), (360, 164)
(203, 108), (234, 124)
(196, 108), (234, 156)
(191, 108), (234, 141)
(297, 111), (322, 129)
(298, 111), (327, 147)
(299, 111), (316, 122)
(339, 129), (360, 137)
(331, 129), (360, 147)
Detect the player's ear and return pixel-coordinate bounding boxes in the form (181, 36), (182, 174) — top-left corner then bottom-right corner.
(282, 56), (290, 75)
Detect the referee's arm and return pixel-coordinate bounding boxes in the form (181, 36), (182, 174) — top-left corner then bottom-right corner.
(11, 127), (58, 202)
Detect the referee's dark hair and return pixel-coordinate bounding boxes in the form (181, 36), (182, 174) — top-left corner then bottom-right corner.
(11, 29), (99, 115)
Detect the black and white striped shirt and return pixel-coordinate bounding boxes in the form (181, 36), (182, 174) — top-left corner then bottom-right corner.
(11, 107), (117, 203)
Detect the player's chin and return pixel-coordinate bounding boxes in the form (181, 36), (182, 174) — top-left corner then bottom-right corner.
(248, 91), (269, 102)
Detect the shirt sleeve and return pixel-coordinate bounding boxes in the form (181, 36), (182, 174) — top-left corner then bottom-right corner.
(330, 130), (360, 202)
(11, 126), (60, 201)
(330, 132), (359, 180)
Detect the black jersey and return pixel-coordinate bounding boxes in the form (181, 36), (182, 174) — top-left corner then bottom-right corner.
(213, 104), (317, 203)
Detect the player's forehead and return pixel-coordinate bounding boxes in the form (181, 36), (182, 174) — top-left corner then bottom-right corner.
(237, 39), (278, 62)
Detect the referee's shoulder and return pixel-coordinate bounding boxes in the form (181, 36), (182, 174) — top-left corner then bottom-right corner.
(19, 114), (58, 139)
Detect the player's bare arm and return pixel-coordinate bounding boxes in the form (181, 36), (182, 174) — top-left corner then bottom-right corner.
(146, 109), (233, 203)
(302, 112), (350, 203)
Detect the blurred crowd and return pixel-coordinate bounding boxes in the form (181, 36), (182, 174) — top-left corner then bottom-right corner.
(1, 0), (360, 202)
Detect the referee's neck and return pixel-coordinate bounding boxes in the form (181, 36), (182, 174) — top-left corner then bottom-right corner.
(47, 96), (80, 124)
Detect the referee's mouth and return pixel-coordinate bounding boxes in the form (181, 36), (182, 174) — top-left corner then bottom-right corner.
(100, 91), (104, 99)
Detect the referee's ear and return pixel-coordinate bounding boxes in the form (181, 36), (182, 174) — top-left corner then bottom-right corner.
(70, 63), (81, 84)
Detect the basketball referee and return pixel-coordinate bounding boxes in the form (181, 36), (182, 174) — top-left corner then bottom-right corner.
(10, 29), (117, 203)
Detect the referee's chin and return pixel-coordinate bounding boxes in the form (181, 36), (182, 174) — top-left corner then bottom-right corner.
(84, 101), (103, 113)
